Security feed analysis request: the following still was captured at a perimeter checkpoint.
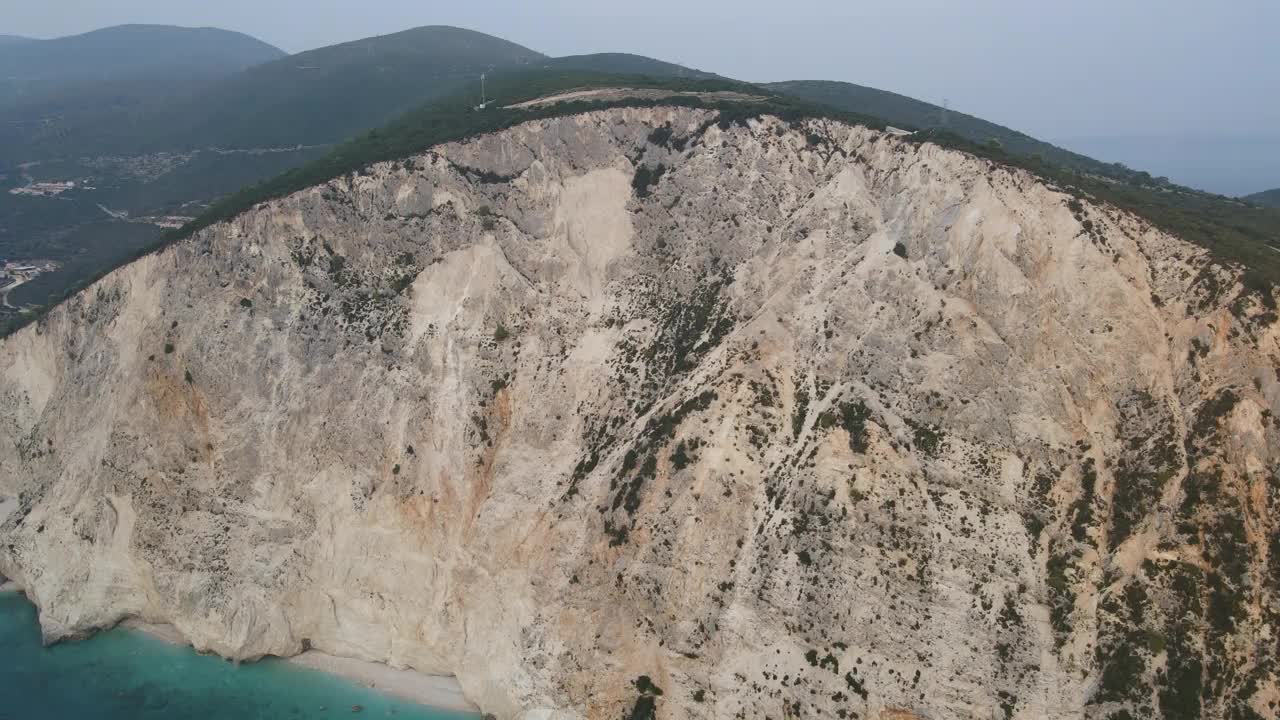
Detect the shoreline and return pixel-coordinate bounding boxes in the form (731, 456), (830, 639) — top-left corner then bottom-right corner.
(290, 650), (477, 714)
(1, 590), (478, 714)
(120, 619), (477, 713)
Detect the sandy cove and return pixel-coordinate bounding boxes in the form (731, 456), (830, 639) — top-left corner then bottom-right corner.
(0, 588), (477, 715)
(120, 619), (478, 713)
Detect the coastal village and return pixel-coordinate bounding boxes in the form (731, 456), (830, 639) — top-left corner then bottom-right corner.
(7, 180), (81, 197)
(0, 258), (57, 311)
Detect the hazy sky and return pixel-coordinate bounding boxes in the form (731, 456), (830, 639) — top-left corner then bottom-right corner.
(7, 0), (1280, 142)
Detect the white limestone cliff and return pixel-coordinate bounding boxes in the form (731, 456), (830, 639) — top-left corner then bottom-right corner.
(2, 106), (1277, 719)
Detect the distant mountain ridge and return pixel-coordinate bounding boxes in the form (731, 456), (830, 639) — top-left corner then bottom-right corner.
(0, 24), (284, 106)
(1245, 188), (1280, 207)
(151, 25), (547, 150)
(0, 34), (34, 45)
(0, 25), (544, 160)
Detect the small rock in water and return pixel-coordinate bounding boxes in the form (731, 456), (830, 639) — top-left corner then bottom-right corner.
(351, 705), (363, 713)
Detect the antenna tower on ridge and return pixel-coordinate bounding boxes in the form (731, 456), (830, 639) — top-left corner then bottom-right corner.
(475, 73), (489, 110)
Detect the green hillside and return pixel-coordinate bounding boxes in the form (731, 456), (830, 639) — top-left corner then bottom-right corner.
(1244, 189), (1280, 207)
(0, 25), (286, 163)
(149, 25), (548, 152)
(539, 53), (719, 79)
(766, 80), (1169, 186)
(0, 32), (732, 163)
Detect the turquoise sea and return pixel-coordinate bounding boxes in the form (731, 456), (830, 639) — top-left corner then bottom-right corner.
(0, 591), (477, 720)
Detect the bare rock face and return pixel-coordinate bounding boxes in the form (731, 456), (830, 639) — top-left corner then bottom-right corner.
(1, 106), (1278, 720)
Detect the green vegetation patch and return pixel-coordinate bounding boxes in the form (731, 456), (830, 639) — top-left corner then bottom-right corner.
(818, 399), (871, 453)
(632, 163), (666, 198)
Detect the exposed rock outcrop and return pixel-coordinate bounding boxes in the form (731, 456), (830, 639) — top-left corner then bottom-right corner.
(2, 106), (1278, 719)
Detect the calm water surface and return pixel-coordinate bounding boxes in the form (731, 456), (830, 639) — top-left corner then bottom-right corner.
(0, 591), (476, 720)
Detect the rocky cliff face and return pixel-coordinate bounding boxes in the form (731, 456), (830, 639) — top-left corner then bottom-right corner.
(1, 106), (1278, 720)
